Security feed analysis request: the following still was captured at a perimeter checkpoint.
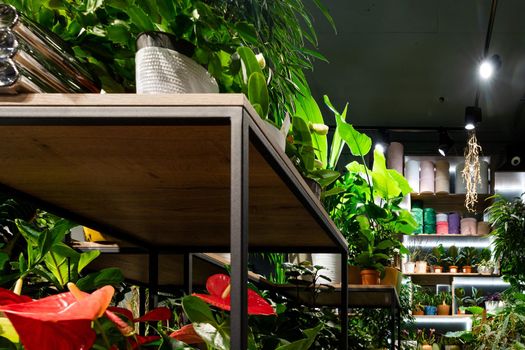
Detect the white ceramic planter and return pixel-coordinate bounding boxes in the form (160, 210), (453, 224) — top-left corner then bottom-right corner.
(311, 253), (341, 284)
(403, 262), (416, 273)
(415, 261), (428, 273)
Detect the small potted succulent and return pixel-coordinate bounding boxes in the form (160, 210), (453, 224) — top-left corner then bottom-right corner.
(437, 291), (452, 315)
(459, 246), (477, 273)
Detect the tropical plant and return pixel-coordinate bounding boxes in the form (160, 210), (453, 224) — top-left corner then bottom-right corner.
(412, 284), (426, 311)
(460, 246), (479, 267)
(461, 287), (485, 308)
(445, 245), (463, 267)
(486, 194), (525, 290)
(429, 244), (447, 268)
(438, 291), (452, 306)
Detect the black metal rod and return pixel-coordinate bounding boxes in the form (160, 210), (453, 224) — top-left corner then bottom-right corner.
(340, 251), (349, 350)
(390, 291), (395, 350)
(397, 306), (401, 350)
(230, 111), (249, 349)
(148, 251), (159, 309)
(183, 252), (193, 295)
(484, 0), (499, 58)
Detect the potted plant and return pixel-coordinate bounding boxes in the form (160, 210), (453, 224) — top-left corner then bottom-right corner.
(404, 247), (419, 273)
(424, 293), (438, 315)
(437, 291), (452, 315)
(442, 335), (463, 350)
(477, 259), (496, 275)
(416, 328), (436, 350)
(446, 245), (463, 273)
(412, 284), (426, 315)
(430, 244), (447, 273)
(354, 230), (393, 285)
(485, 292), (505, 314)
(461, 287), (486, 314)
(455, 288), (466, 314)
(459, 246), (478, 273)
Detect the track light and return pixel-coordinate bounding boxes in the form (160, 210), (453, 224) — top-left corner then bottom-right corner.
(465, 106), (482, 130)
(478, 54), (501, 80)
(438, 129), (454, 156)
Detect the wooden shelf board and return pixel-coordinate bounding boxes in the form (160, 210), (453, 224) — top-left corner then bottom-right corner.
(414, 315), (472, 319)
(410, 193), (492, 213)
(0, 94), (346, 252)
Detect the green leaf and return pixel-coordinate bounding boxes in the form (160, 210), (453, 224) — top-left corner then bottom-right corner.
(156, 0), (176, 21)
(50, 219), (76, 246)
(15, 220), (40, 246)
(324, 95), (348, 169)
(336, 113), (371, 157)
(307, 169), (340, 188)
(275, 323), (323, 350)
(127, 5), (155, 32)
(76, 267), (124, 291)
(235, 22), (258, 44)
(346, 160), (368, 175)
(311, 0), (336, 33)
(371, 149), (401, 199)
(106, 23), (130, 45)
(85, 0), (103, 13)
(182, 296), (217, 325)
(247, 72), (269, 118)
(18, 253), (26, 273)
(300, 47), (328, 62)
(43, 243), (81, 286)
(0, 253), (9, 270)
(0, 334), (18, 349)
(387, 169), (412, 196)
(78, 250), (101, 273)
(376, 240), (394, 250)
(236, 47), (262, 86)
(292, 117), (314, 171)
(35, 229), (53, 263)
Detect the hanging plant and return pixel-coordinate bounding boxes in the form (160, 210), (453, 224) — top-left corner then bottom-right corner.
(462, 131), (482, 212)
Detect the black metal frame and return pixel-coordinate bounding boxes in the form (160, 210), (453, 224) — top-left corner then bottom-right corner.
(0, 104), (351, 350)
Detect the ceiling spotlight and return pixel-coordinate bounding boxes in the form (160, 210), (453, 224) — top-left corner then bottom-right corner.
(438, 129), (454, 156)
(478, 54), (502, 80)
(465, 106), (482, 130)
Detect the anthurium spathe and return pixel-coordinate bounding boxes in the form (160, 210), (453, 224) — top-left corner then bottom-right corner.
(170, 324), (204, 344)
(0, 285), (114, 350)
(193, 274), (276, 315)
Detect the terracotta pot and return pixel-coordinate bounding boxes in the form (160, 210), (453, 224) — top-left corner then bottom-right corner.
(433, 265), (443, 273)
(380, 267), (401, 293)
(413, 309), (424, 315)
(438, 304), (451, 315)
(449, 265), (458, 273)
(360, 269), (380, 285)
(348, 265), (362, 284)
(462, 265), (472, 273)
(421, 344), (433, 350)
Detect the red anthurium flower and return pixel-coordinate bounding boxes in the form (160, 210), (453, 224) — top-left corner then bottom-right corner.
(0, 288), (32, 306)
(0, 285), (114, 350)
(193, 274), (276, 315)
(170, 324), (204, 344)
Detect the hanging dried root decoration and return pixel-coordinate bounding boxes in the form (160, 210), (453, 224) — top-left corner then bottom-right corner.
(462, 131), (482, 212)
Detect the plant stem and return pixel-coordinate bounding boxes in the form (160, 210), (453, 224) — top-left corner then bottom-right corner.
(94, 319), (112, 349)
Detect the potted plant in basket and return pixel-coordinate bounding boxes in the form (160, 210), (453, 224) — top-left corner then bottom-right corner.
(437, 291), (452, 315)
(459, 246), (478, 273)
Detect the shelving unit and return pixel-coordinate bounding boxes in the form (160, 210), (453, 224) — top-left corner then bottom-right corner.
(0, 94), (352, 349)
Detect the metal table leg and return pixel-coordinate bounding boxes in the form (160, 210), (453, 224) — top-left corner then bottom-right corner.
(340, 251), (348, 350)
(390, 290), (395, 350)
(148, 251), (158, 309)
(184, 252), (193, 295)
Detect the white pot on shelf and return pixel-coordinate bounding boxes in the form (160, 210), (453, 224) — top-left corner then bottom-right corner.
(310, 253), (341, 284)
(403, 261), (416, 273)
(415, 261), (428, 273)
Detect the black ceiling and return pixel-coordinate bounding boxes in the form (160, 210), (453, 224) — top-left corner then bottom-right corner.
(305, 0), (525, 160)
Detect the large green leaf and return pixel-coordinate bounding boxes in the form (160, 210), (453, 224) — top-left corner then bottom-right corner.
(76, 267), (124, 291)
(43, 243), (80, 286)
(324, 95), (348, 169)
(78, 250), (101, 273)
(182, 296), (217, 325)
(15, 220), (40, 246)
(387, 169), (412, 196)
(294, 93), (327, 167)
(237, 47), (263, 86)
(371, 149), (401, 199)
(336, 113), (371, 157)
(247, 72), (269, 118)
(292, 117), (314, 171)
(275, 323), (323, 350)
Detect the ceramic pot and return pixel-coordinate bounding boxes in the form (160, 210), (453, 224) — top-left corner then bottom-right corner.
(404, 261), (416, 273)
(462, 265), (472, 273)
(421, 344), (433, 350)
(360, 269), (380, 285)
(348, 265), (362, 284)
(415, 261), (428, 273)
(478, 266), (494, 275)
(449, 265), (458, 273)
(437, 304), (451, 315)
(413, 309), (424, 315)
(433, 266), (443, 273)
(424, 305), (437, 315)
(310, 254), (340, 283)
